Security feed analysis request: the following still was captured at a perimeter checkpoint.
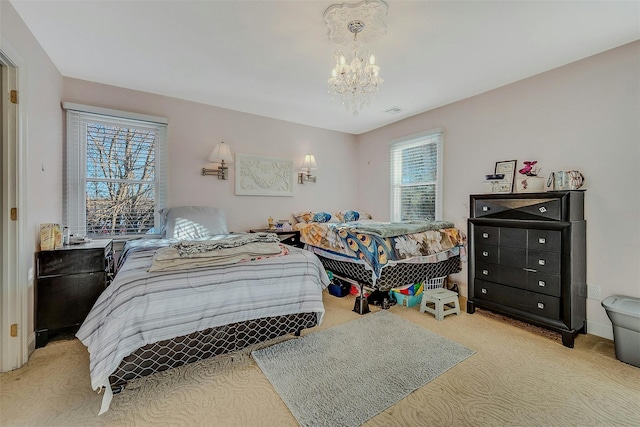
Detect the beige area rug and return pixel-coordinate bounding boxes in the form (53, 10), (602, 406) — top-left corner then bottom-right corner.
(252, 310), (474, 427)
(2, 292), (640, 427)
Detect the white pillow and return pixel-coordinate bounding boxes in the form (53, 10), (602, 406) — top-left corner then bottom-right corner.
(159, 206), (228, 239)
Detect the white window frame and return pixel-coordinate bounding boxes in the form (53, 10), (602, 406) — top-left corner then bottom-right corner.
(63, 103), (168, 238)
(389, 129), (443, 222)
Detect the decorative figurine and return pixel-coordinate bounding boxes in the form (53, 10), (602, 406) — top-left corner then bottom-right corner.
(268, 216), (275, 230)
(518, 160), (539, 176)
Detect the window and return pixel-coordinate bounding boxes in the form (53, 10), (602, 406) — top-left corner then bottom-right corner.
(390, 130), (443, 222)
(64, 103), (167, 237)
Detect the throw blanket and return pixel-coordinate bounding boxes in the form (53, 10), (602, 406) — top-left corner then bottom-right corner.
(296, 221), (465, 279)
(149, 242), (287, 272)
(173, 232), (279, 256)
(348, 220), (455, 238)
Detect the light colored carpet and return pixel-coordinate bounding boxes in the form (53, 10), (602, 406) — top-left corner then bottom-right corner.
(1, 292), (640, 426)
(252, 310), (474, 427)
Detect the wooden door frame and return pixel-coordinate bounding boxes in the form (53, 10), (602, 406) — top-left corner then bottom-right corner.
(1, 43), (29, 372)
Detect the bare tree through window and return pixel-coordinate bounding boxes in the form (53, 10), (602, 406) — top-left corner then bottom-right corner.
(85, 123), (157, 235)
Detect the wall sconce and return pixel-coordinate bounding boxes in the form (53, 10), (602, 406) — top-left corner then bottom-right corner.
(298, 153), (317, 184)
(202, 141), (233, 180)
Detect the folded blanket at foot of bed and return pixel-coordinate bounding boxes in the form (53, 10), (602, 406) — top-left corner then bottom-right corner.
(172, 232), (280, 256)
(150, 240), (286, 272)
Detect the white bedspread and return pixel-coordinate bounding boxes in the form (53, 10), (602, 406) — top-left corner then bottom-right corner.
(76, 243), (329, 414)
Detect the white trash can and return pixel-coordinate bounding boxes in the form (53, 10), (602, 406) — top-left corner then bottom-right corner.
(601, 295), (640, 368)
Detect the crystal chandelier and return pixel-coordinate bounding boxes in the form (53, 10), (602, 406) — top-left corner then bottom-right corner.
(324, 0), (388, 116)
(328, 20), (383, 116)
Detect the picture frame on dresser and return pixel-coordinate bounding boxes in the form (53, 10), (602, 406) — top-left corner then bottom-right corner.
(493, 160), (517, 193)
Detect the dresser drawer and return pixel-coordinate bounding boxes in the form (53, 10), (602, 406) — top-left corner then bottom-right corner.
(527, 250), (561, 274)
(474, 200), (508, 218)
(474, 280), (560, 320)
(518, 198), (562, 221)
(474, 226), (499, 245)
(499, 228), (527, 248)
(499, 247), (526, 268)
(475, 244), (498, 264)
(527, 229), (561, 252)
(473, 197), (562, 220)
(475, 262), (499, 282)
(499, 265), (561, 297)
(527, 271), (561, 297)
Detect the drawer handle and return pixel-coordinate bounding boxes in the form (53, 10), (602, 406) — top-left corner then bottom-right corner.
(539, 206), (547, 213)
(481, 288), (487, 294)
(538, 259), (546, 266)
(482, 206), (489, 211)
(537, 302), (545, 309)
(482, 269), (489, 275)
(482, 233), (489, 239)
(538, 238), (546, 244)
(538, 280), (546, 287)
(482, 251), (489, 257)
(524, 268), (537, 272)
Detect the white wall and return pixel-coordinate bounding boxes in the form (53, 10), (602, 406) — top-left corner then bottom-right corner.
(6, 0), (637, 343)
(62, 78), (358, 233)
(1, 1), (64, 341)
(356, 41), (640, 339)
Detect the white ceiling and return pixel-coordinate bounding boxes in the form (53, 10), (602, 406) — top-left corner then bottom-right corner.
(9, 0), (640, 135)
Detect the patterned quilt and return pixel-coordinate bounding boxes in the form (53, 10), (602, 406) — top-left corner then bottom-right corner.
(295, 221), (466, 278)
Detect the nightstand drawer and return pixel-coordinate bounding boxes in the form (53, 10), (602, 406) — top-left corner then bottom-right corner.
(37, 240), (113, 277)
(36, 272), (107, 330)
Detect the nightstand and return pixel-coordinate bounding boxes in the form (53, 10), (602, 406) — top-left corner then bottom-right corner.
(35, 239), (114, 347)
(249, 229), (302, 248)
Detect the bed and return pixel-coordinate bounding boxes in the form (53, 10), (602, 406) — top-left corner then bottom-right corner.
(293, 210), (465, 296)
(76, 207), (330, 414)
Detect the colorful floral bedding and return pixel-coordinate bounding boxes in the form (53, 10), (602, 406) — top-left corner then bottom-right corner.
(295, 220), (466, 279)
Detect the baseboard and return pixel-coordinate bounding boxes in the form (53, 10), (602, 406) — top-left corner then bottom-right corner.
(587, 320), (613, 340)
(28, 332), (36, 356)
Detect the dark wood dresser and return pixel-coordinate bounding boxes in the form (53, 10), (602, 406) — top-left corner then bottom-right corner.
(35, 239), (114, 347)
(467, 191), (586, 347)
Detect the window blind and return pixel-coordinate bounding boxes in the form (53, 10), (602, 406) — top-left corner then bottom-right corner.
(389, 130), (443, 222)
(65, 108), (167, 237)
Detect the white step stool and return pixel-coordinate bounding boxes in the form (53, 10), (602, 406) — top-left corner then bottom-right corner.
(420, 288), (460, 321)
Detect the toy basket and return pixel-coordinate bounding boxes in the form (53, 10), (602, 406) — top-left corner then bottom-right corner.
(423, 276), (447, 291)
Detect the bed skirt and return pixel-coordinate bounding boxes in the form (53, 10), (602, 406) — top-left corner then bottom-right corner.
(109, 311), (318, 391)
(316, 253), (461, 291)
